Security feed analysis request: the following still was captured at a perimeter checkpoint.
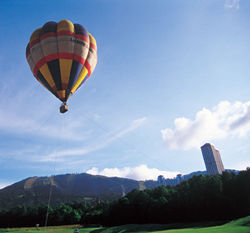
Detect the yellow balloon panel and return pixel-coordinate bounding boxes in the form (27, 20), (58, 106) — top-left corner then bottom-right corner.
(26, 20), (98, 104)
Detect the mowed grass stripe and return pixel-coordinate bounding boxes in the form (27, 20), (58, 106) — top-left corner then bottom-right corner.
(1, 216), (250, 233)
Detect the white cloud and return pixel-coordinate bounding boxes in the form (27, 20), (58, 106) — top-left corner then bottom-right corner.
(161, 101), (250, 150)
(0, 106), (90, 141)
(86, 164), (179, 181)
(224, 0), (240, 9)
(234, 161), (250, 171)
(0, 181), (12, 189)
(37, 117), (147, 162)
(0, 77), (93, 141)
(0, 76), (147, 143)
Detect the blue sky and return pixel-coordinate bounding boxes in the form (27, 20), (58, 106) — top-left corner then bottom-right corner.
(1, 0), (250, 188)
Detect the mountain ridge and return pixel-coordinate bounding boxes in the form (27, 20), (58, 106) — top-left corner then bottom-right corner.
(0, 173), (159, 211)
(1, 170), (237, 211)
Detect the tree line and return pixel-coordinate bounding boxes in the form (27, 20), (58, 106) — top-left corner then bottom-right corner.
(0, 169), (250, 227)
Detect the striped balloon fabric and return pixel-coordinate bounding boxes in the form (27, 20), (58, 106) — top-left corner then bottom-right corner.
(26, 20), (97, 104)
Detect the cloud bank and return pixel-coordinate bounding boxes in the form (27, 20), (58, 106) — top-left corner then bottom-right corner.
(224, 0), (240, 9)
(235, 161), (250, 171)
(161, 101), (250, 150)
(86, 164), (179, 181)
(0, 181), (12, 189)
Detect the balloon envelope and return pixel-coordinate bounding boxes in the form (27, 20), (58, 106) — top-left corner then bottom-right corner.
(26, 20), (97, 103)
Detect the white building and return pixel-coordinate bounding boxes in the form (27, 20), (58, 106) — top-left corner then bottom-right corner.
(201, 143), (225, 175)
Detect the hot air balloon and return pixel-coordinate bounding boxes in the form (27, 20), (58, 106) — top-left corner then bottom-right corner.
(26, 20), (97, 113)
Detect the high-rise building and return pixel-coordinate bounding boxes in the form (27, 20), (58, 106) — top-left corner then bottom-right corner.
(201, 143), (225, 175)
(157, 175), (166, 186)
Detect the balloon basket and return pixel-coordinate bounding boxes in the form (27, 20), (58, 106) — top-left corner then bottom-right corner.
(60, 103), (68, 113)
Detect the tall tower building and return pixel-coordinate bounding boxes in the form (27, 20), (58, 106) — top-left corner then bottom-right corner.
(201, 143), (225, 175)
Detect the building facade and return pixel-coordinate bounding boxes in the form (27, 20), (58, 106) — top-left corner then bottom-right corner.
(201, 143), (225, 175)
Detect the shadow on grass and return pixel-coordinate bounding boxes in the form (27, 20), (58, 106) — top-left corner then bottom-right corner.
(90, 228), (108, 233)
(232, 216), (250, 227)
(88, 221), (229, 233)
(0, 230), (19, 232)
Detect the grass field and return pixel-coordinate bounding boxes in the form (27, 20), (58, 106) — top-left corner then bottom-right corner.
(1, 216), (250, 233)
(0, 225), (100, 233)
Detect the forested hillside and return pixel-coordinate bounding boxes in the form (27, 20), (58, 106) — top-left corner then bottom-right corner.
(1, 169), (250, 228)
(0, 173), (158, 211)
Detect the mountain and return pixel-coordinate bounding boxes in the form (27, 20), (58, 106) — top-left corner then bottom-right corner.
(0, 173), (159, 211)
(0, 170), (238, 211)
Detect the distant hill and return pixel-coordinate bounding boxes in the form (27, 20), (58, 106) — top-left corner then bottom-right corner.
(160, 169), (238, 186)
(0, 170), (238, 211)
(0, 173), (159, 211)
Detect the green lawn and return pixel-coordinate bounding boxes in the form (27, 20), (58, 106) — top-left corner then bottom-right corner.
(0, 225), (100, 233)
(1, 216), (250, 233)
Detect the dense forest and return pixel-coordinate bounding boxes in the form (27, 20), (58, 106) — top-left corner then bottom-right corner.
(0, 169), (250, 228)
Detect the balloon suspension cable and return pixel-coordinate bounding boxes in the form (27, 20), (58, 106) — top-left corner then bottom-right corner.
(44, 113), (65, 232)
(44, 180), (53, 232)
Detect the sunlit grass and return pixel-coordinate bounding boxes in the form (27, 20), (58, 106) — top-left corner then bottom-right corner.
(1, 216), (250, 233)
(0, 225), (101, 233)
